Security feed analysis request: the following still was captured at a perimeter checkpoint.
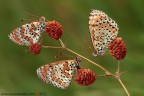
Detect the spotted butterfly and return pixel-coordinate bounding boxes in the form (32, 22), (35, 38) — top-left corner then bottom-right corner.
(9, 16), (46, 46)
(89, 9), (118, 56)
(37, 58), (80, 89)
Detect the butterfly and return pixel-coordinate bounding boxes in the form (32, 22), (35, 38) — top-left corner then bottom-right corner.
(37, 58), (80, 89)
(89, 9), (119, 56)
(9, 16), (46, 46)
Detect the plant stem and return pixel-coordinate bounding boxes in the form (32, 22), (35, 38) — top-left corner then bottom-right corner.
(118, 78), (130, 96)
(115, 61), (130, 96)
(42, 43), (130, 96)
(42, 45), (114, 76)
(65, 48), (113, 75)
(42, 46), (62, 49)
(117, 60), (120, 74)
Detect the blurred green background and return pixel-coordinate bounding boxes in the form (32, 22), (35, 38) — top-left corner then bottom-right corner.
(0, 0), (144, 96)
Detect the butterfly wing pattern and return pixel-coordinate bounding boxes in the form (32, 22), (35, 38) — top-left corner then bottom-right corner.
(37, 60), (79, 89)
(89, 10), (119, 56)
(9, 16), (46, 46)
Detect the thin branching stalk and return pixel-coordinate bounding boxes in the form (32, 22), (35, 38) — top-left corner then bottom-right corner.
(42, 39), (130, 96)
(118, 79), (130, 96)
(65, 48), (114, 76)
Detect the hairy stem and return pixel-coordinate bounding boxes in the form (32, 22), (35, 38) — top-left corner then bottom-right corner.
(42, 46), (62, 49)
(117, 60), (120, 74)
(42, 45), (114, 76)
(118, 78), (130, 96)
(42, 41), (130, 96)
(65, 48), (114, 75)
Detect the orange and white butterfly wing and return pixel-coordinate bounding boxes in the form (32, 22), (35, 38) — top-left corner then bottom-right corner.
(89, 10), (118, 56)
(9, 17), (46, 46)
(37, 60), (79, 89)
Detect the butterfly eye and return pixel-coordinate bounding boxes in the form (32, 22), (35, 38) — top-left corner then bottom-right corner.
(75, 56), (81, 62)
(40, 16), (46, 22)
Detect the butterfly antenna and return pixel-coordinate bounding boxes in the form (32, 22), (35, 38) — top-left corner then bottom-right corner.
(24, 11), (40, 18)
(20, 18), (38, 22)
(82, 36), (93, 50)
(55, 53), (74, 58)
(39, 35), (44, 44)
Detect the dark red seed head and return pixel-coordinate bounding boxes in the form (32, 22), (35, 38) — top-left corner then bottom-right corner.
(29, 43), (42, 55)
(108, 37), (127, 60)
(75, 68), (96, 86)
(45, 20), (63, 40)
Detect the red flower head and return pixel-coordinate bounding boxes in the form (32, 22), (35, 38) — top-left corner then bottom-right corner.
(29, 43), (42, 55)
(75, 68), (96, 86)
(45, 20), (63, 40)
(108, 37), (127, 60)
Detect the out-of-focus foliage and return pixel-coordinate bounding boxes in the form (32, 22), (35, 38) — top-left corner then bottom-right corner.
(0, 0), (144, 96)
